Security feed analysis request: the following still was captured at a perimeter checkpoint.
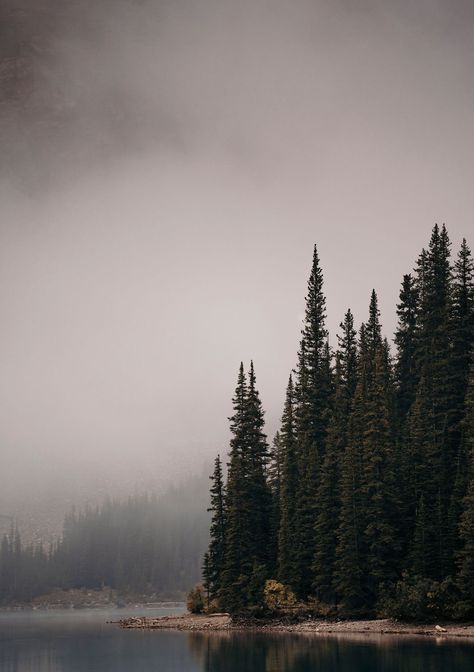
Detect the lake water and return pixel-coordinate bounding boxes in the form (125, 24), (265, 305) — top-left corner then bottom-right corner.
(1, 607), (474, 671)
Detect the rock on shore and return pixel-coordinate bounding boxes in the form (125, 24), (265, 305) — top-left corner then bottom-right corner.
(119, 613), (232, 631)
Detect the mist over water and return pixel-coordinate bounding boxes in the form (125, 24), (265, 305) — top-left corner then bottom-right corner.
(1, 0), (474, 520)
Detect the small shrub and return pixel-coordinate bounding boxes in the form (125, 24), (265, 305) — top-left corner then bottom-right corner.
(383, 573), (458, 621)
(187, 584), (205, 614)
(263, 579), (297, 611)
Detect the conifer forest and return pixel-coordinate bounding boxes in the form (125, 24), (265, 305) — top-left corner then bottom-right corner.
(0, 478), (210, 604)
(204, 224), (474, 620)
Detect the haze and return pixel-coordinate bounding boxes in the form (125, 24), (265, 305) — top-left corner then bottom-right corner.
(1, 0), (473, 520)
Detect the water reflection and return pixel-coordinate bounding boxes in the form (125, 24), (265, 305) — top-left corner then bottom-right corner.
(1, 611), (474, 672)
(186, 630), (474, 672)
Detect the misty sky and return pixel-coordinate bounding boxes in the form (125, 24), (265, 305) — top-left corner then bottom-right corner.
(1, 0), (473, 507)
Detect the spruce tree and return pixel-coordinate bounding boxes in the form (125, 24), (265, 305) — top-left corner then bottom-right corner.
(220, 364), (253, 612)
(206, 455), (226, 601)
(277, 375), (298, 587)
(394, 274), (419, 424)
(293, 245), (331, 598)
(362, 344), (399, 604)
(219, 362), (271, 612)
(448, 240), (474, 499)
(313, 354), (344, 603)
(335, 324), (368, 612)
(456, 349), (474, 615)
(268, 431), (283, 577)
(246, 361), (272, 573)
(367, 289), (383, 359)
(337, 309), (358, 400)
(401, 225), (455, 580)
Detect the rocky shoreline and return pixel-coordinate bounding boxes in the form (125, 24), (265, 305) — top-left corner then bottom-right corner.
(118, 613), (474, 640)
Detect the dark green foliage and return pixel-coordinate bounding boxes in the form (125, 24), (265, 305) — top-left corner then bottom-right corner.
(367, 289), (383, 357)
(312, 355), (344, 603)
(311, 312), (358, 604)
(456, 351), (474, 617)
(206, 455), (226, 600)
(293, 246), (332, 598)
(268, 431), (283, 577)
(384, 573), (458, 622)
(362, 344), (399, 604)
(218, 363), (272, 614)
(338, 309), (358, 399)
(277, 375), (298, 587)
(246, 362), (273, 569)
(335, 325), (369, 612)
(407, 225), (455, 579)
(394, 274), (420, 423)
(205, 226), (473, 619)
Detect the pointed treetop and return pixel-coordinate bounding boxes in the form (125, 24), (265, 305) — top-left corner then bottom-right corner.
(302, 243), (327, 346)
(249, 360), (256, 387)
(337, 308), (358, 396)
(367, 289), (382, 352)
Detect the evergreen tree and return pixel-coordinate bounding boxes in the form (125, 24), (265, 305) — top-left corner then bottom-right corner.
(456, 350), (474, 615)
(220, 364), (253, 613)
(293, 245), (331, 598)
(220, 362), (271, 612)
(246, 361), (272, 571)
(448, 240), (474, 507)
(367, 289), (383, 359)
(394, 274), (419, 424)
(268, 431), (283, 577)
(277, 375), (298, 587)
(402, 225), (455, 580)
(337, 309), (358, 400)
(202, 552), (211, 608)
(313, 354), (344, 603)
(335, 325), (368, 612)
(362, 344), (399, 604)
(206, 455), (226, 601)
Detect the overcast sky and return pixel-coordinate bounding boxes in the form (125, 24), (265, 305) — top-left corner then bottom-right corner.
(0, 0), (473, 505)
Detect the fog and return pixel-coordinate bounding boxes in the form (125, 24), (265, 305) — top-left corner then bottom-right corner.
(1, 0), (473, 521)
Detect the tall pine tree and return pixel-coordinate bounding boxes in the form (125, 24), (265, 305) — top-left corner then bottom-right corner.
(293, 245), (331, 598)
(277, 375), (298, 587)
(206, 455), (226, 601)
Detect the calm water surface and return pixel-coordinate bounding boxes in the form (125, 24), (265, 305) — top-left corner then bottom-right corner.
(1, 608), (474, 672)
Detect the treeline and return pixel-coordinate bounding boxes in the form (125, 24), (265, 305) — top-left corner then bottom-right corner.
(204, 225), (474, 619)
(0, 476), (210, 604)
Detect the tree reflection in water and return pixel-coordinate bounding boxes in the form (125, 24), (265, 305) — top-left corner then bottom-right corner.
(186, 631), (474, 672)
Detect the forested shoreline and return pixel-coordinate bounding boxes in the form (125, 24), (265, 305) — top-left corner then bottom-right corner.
(0, 478), (209, 605)
(203, 225), (474, 620)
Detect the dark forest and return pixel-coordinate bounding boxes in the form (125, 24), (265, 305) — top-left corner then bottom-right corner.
(204, 224), (474, 620)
